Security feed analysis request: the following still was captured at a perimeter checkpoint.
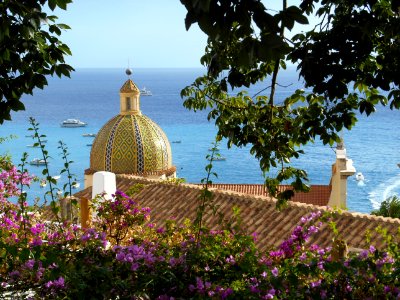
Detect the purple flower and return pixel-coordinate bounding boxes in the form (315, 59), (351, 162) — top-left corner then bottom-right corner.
(299, 252), (307, 261)
(36, 267), (45, 280)
(45, 277), (65, 291)
(279, 240), (294, 257)
(369, 245), (376, 254)
(30, 223), (44, 235)
(116, 252), (125, 261)
(131, 262), (139, 271)
(271, 267), (278, 277)
(144, 253), (155, 266)
(9, 270), (20, 279)
(221, 287), (233, 299)
(249, 285), (260, 293)
(269, 250), (284, 258)
(196, 277), (204, 291)
(261, 271), (267, 278)
(156, 227), (165, 234)
(30, 236), (43, 247)
(53, 277), (65, 289)
(359, 250), (369, 259)
(225, 255), (236, 265)
(169, 257), (181, 267)
(268, 288), (275, 296)
(264, 288), (275, 299)
(310, 279), (321, 288)
(25, 259), (35, 270)
(48, 263), (58, 269)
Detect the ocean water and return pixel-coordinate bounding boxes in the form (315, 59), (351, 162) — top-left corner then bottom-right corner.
(1, 68), (400, 213)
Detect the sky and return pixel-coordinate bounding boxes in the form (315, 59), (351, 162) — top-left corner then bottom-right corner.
(54, 1), (312, 68)
(55, 1), (207, 68)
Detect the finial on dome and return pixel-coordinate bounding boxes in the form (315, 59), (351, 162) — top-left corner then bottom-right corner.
(126, 68), (133, 77)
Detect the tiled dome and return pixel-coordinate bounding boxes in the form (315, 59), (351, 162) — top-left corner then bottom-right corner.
(89, 76), (175, 177)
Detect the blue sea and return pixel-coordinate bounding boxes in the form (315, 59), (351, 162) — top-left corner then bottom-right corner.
(1, 68), (400, 214)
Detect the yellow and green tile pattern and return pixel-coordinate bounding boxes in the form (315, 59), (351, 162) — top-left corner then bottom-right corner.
(90, 114), (172, 175)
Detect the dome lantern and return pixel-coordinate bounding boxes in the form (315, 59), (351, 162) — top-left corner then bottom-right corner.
(119, 72), (141, 115)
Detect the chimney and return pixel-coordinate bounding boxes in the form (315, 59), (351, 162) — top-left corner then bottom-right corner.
(92, 171), (116, 200)
(328, 141), (356, 209)
(81, 171), (117, 228)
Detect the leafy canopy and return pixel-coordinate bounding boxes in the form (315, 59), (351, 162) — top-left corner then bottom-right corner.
(372, 195), (400, 218)
(0, 0), (74, 123)
(180, 0), (400, 206)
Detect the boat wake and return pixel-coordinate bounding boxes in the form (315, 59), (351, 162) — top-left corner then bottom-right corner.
(368, 174), (400, 209)
(357, 180), (365, 187)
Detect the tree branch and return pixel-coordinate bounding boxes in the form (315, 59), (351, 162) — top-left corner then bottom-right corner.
(253, 83), (293, 98)
(269, 0), (287, 107)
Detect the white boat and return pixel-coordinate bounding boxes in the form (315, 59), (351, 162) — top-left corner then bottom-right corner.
(82, 133), (96, 137)
(356, 172), (365, 181)
(214, 157), (226, 161)
(52, 175), (61, 181)
(29, 158), (46, 166)
(140, 87), (152, 96)
(207, 156), (226, 161)
(72, 182), (80, 189)
(61, 119), (87, 127)
(27, 140), (47, 145)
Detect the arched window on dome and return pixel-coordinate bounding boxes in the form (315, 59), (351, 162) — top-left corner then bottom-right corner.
(126, 97), (131, 111)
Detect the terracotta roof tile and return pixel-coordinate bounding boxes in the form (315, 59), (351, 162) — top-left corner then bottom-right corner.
(73, 176), (400, 251)
(203, 184), (331, 206)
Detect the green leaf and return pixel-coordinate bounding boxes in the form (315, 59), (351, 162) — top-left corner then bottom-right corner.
(48, 0), (57, 10)
(57, 23), (71, 30)
(286, 6), (309, 25)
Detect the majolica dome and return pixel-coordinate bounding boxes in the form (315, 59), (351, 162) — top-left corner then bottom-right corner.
(89, 72), (175, 176)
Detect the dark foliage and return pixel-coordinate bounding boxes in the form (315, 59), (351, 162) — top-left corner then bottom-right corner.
(0, 0), (73, 123)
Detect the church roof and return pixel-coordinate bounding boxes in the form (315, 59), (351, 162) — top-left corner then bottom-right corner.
(74, 175), (400, 251)
(89, 114), (173, 175)
(120, 79), (139, 93)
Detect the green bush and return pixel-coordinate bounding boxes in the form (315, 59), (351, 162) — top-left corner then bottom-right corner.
(371, 196), (400, 218)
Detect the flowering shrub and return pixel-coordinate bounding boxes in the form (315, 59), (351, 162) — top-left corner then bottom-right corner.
(1, 163), (400, 299)
(92, 190), (151, 246)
